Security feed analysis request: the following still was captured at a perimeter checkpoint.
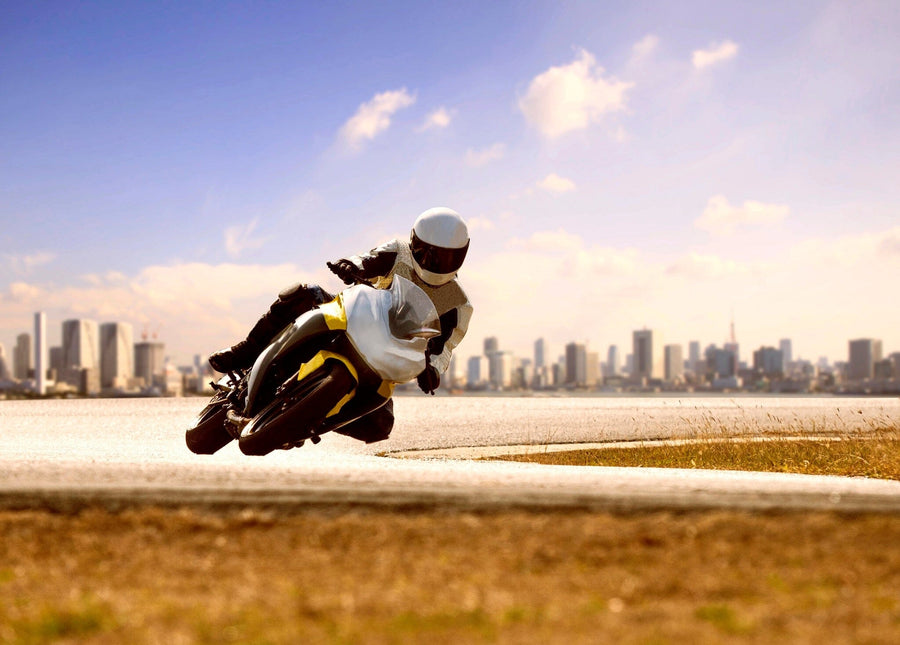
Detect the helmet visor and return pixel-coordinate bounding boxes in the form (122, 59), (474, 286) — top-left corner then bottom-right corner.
(411, 231), (469, 276)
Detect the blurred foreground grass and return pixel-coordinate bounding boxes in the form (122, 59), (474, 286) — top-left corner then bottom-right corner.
(499, 425), (900, 480)
(1, 508), (899, 644)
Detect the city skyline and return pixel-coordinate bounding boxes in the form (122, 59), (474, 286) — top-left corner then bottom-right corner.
(2, 2), (898, 364)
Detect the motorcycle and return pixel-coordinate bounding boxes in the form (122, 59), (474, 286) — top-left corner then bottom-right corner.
(185, 275), (440, 456)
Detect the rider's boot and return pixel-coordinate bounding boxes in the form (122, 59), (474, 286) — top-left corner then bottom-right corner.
(208, 283), (332, 373)
(208, 310), (285, 373)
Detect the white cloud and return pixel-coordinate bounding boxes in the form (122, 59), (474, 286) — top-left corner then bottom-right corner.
(692, 40), (739, 69)
(518, 49), (634, 138)
(2, 251), (56, 276)
(537, 173), (576, 193)
(466, 217), (495, 232)
(418, 107), (453, 131)
(466, 143), (506, 167)
(695, 195), (789, 236)
(632, 34), (660, 59)
(339, 88), (416, 149)
(224, 217), (267, 258)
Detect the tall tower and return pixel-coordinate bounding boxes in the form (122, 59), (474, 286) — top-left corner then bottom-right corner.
(779, 339), (793, 373)
(848, 339), (883, 381)
(534, 338), (546, 369)
(34, 312), (47, 395)
(62, 319), (100, 370)
(688, 341), (701, 373)
(100, 322), (134, 388)
(606, 345), (620, 377)
(723, 312), (739, 369)
(134, 341), (165, 386)
(632, 329), (664, 380)
(14, 333), (32, 380)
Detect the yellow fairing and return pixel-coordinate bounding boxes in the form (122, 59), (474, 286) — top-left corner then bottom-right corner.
(296, 350), (358, 418)
(317, 294), (348, 330)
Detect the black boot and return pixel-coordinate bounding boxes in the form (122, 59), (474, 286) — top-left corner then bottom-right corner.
(208, 283), (332, 373)
(208, 339), (263, 373)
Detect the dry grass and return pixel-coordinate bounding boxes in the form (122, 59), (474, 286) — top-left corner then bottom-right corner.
(499, 425), (900, 480)
(1, 508), (900, 644)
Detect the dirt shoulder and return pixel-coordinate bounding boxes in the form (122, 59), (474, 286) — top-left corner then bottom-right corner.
(2, 507), (899, 644)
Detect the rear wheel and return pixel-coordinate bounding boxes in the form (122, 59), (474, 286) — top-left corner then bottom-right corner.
(238, 361), (356, 456)
(185, 391), (232, 454)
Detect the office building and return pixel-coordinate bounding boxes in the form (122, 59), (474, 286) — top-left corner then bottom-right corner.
(664, 344), (684, 382)
(779, 338), (793, 372)
(62, 319), (100, 370)
(534, 338), (546, 369)
(565, 342), (587, 386)
(14, 333), (32, 380)
(848, 338), (883, 381)
(100, 322), (134, 389)
(483, 337), (499, 356)
(606, 345), (620, 377)
(707, 345), (737, 378)
(488, 351), (514, 389)
(688, 341), (701, 373)
(134, 341), (166, 386)
(34, 312), (47, 395)
(466, 355), (486, 389)
(753, 347), (784, 376)
(633, 329), (664, 380)
(0, 343), (10, 381)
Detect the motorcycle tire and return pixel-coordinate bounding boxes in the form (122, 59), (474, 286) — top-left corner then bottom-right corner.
(238, 360), (355, 456)
(185, 390), (233, 455)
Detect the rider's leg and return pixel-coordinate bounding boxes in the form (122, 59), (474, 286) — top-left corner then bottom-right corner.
(334, 400), (394, 444)
(208, 283), (333, 373)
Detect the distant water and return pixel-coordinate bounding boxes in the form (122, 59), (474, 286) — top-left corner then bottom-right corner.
(1, 395), (898, 461)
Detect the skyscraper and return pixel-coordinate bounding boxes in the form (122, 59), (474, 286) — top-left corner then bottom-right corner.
(0, 343), (10, 381)
(34, 312), (47, 395)
(100, 322), (134, 388)
(779, 338), (793, 373)
(606, 345), (620, 376)
(62, 319), (100, 370)
(633, 329), (664, 380)
(664, 344), (684, 382)
(484, 337), (499, 356)
(565, 342), (587, 386)
(14, 333), (32, 380)
(134, 341), (165, 386)
(466, 355), (486, 389)
(534, 337), (546, 369)
(688, 341), (701, 373)
(848, 338), (883, 381)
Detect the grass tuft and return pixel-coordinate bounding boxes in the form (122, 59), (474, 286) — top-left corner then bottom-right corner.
(497, 425), (900, 480)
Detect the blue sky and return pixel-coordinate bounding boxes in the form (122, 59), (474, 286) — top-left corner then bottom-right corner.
(2, 1), (898, 366)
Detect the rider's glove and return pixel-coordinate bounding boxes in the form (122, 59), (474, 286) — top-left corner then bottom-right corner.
(327, 259), (360, 285)
(416, 363), (440, 395)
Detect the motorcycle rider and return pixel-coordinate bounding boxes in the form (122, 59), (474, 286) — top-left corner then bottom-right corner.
(208, 207), (473, 443)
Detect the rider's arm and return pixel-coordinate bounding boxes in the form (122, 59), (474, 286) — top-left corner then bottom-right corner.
(338, 240), (399, 283)
(427, 296), (473, 375)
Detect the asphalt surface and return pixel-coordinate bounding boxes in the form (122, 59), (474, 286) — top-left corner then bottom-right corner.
(1, 395), (899, 514)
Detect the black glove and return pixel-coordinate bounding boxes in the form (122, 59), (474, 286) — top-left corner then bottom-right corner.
(327, 259), (360, 285)
(416, 363), (440, 395)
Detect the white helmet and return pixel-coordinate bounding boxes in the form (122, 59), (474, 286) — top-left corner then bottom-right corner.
(410, 207), (469, 286)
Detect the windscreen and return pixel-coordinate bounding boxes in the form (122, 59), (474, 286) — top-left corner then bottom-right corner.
(388, 276), (440, 340)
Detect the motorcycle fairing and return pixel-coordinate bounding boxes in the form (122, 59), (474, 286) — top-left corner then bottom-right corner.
(342, 277), (438, 384)
(295, 350), (358, 418)
(244, 309), (335, 414)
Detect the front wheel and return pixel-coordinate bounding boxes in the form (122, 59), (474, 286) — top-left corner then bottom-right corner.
(238, 361), (356, 456)
(185, 390), (232, 454)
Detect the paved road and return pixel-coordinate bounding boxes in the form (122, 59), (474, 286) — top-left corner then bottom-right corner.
(1, 395), (899, 513)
